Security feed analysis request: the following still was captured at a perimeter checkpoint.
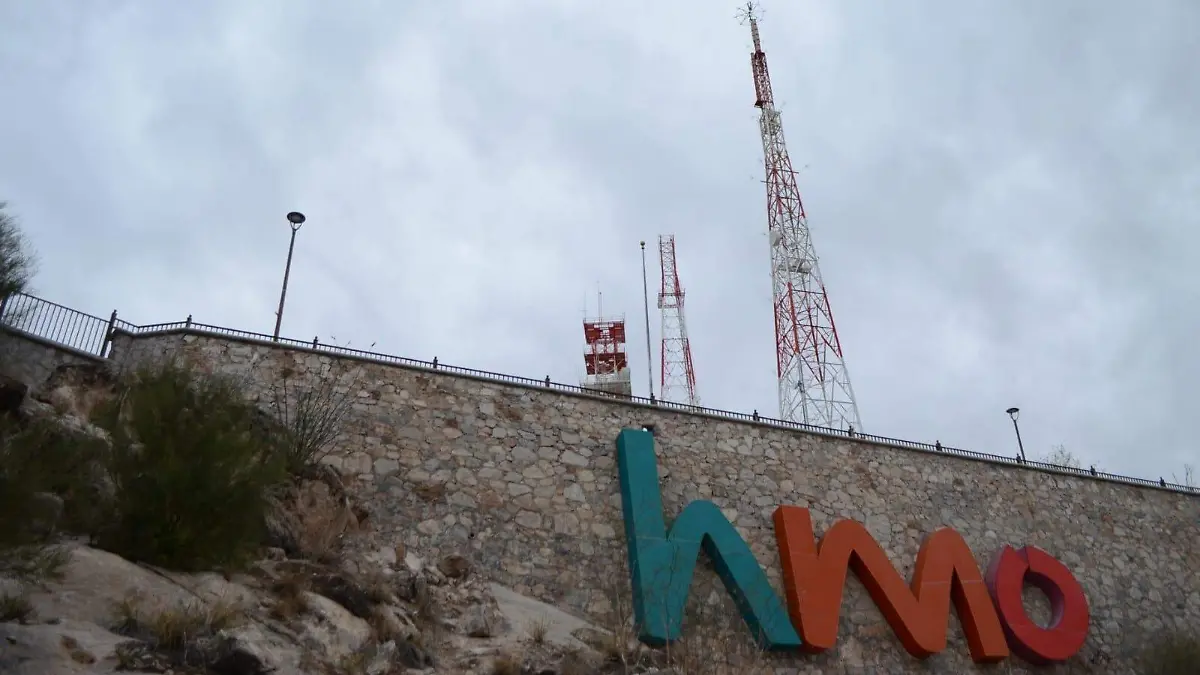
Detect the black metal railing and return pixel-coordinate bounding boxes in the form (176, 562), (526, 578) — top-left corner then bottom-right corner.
(2, 291), (1197, 495)
(0, 292), (115, 356)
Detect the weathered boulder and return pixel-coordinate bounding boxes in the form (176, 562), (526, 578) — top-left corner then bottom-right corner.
(24, 545), (200, 625)
(0, 619), (130, 675)
(35, 362), (115, 422)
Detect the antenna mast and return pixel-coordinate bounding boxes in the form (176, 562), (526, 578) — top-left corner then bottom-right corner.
(640, 242), (656, 400)
(657, 235), (699, 406)
(739, 2), (862, 431)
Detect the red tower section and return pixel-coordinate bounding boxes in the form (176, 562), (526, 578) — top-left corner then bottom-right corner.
(582, 313), (632, 398)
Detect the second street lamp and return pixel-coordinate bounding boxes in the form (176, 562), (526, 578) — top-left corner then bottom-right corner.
(273, 211), (306, 341)
(1006, 406), (1027, 462)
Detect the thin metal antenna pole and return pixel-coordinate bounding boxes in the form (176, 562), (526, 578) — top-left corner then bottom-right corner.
(640, 241), (655, 400)
(273, 211), (306, 341)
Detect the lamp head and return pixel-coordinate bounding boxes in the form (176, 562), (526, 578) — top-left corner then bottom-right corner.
(1006, 407), (1020, 421)
(286, 211), (306, 230)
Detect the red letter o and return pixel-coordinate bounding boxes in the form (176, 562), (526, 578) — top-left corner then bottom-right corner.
(985, 545), (1090, 664)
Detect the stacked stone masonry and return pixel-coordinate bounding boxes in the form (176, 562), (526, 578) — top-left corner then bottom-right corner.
(36, 330), (1200, 672)
(0, 327), (104, 389)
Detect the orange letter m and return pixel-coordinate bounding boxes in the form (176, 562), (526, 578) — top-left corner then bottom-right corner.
(772, 506), (1009, 663)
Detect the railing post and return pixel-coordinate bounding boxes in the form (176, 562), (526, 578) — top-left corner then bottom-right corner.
(100, 310), (118, 358)
(0, 293), (9, 321)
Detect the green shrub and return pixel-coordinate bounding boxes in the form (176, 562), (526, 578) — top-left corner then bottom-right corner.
(10, 418), (109, 536)
(1140, 632), (1200, 675)
(93, 361), (287, 571)
(0, 418), (70, 582)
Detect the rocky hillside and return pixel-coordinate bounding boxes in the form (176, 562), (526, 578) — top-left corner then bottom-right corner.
(0, 362), (663, 675)
(0, 541), (611, 674)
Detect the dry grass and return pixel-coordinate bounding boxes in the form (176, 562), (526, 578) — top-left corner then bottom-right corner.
(464, 603), (497, 638)
(337, 645), (373, 675)
(268, 478), (356, 563)
(336, 638), (417, 675)
(268, 569), (313, 621)
(367, 604), (417, 646)
(593, 564), (774, 675)
(490, 651), (524, 675)
(656, 613), (772, 675)
(0, 591), (34, 622)
(527, 614), (551, 644)
(0, 543), (69, 585)
(413, 579), (441, 631)
(558, 648), (599, 675)
(594, 575), (642, 669)
(1140, 632), (1200, 675)
(112, 593), (244, 653)
(358, 567), (398, 605)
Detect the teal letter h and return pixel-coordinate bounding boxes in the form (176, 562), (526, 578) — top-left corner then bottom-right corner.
(615, 428), (801, 650)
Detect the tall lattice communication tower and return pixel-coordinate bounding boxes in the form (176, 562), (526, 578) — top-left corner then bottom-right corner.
(657, 235), (698, 406)
(740, 3), (862, 431)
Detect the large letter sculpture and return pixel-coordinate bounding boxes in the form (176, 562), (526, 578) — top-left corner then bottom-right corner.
(613, 428), (1090, 665)
(615, 428), (801, 649)
(773, 505), (1010, 662)
(985, 545), (1090, 664)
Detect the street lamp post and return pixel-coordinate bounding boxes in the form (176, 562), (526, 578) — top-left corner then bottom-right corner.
(1006, 407), (1027, 462)
(272, 211), (306, 341)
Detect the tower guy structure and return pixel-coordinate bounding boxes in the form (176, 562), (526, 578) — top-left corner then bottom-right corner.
(580, 294), (633, 399)
(657, 235), (699, 406)
(742, 3), (862, 431)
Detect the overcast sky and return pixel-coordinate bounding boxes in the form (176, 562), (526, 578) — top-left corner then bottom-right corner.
(1, 1), (1196, 483)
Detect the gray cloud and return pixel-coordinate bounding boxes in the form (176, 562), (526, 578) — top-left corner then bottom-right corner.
(1, 0), (1196, 481)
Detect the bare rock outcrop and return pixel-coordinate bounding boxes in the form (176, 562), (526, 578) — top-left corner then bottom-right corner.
(0, 365), (617, 674)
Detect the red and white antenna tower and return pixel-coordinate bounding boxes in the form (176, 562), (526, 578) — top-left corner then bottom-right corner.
(657, 235), (699, 406)
(581, 291), (633, 399)
(740, 3), (862, 431)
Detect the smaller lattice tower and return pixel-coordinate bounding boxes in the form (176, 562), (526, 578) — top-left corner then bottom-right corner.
(581, 293), (632, 398)
(657, 235), (699, 406)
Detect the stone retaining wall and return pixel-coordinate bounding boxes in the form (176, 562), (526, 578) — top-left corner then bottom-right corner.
(0, 326), (104, 389)
(91, 330), (1200, 672)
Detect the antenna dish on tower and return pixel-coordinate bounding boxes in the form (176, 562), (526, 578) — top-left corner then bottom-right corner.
(736, 2), (760, 24)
